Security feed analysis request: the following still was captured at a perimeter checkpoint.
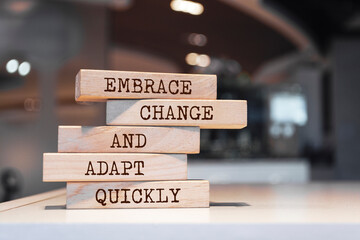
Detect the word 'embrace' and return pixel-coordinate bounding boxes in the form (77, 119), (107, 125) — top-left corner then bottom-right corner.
(104, 78), (192, 95)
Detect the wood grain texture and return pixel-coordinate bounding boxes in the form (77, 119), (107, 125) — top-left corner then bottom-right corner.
(58, 126), (199, 153)
(75, 69), (217, 101)
(106, 99), (247, 129)
(43, 153), (187, 182)
(0, 189), (66, 212)
(66, 180), (209, 209)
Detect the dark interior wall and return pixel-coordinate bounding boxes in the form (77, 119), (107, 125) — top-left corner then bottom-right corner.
(333, 39), (360, 179)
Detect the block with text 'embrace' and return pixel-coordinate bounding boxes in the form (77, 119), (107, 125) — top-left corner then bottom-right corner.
(75, 69), (217, 101)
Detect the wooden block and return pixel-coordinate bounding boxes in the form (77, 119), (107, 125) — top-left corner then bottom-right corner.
(66, 180), (209, 209)
(58, 126), (199, 153)
(43, 153), (187, 182)
(75, 69), (217, 101)
(106, 99), (247, 129)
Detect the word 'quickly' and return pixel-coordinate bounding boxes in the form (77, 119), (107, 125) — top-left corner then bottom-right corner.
(95, 188), (181, 206)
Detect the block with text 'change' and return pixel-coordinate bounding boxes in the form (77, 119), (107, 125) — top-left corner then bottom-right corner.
(106, 99), (247, 129)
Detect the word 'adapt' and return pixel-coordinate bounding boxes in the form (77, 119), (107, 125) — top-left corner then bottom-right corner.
(85, 161), (144, 176)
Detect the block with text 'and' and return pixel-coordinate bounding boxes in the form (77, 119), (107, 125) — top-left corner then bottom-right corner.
(58, 126), (200, 154)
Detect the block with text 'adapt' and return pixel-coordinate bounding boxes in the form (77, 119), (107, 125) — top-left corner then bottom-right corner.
(43, 153), (187, 182)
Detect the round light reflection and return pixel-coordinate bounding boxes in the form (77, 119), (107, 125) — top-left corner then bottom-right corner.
(18, 61), (31, 76)
(185, 53), (198, 65)
(196, 54), (211, 67)
(6, 59), (19, 73)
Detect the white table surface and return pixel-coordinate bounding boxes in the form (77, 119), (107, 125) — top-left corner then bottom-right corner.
(1, 183), (360, 239)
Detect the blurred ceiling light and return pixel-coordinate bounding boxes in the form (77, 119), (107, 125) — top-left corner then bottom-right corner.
(18, 61), (31, 76)
(6, 59), (19, 74)
(185, 52), (198, 65)
(4, 0), (36, 14)
(185, 53), (211, 67)
(170, 0), (204, 16)
(109, 0), (133, 11)
(188, 33), (207, 46)
(197, 54), (211, 67)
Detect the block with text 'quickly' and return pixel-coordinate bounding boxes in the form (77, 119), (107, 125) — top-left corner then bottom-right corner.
(66, 180), (209, 209)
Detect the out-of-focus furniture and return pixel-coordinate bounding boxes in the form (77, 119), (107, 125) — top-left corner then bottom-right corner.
(188, 160), (309, 183)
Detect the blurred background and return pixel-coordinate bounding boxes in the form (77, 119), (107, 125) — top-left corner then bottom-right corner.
(1, 0), (360, 202)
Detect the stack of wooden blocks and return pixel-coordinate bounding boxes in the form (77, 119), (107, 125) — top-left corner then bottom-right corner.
(43, 69), (247, 209)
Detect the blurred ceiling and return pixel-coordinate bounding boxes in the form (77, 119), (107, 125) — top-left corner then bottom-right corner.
(264, 0), (360, 53)
(2, 0), (319, 110)
(110, 0), (297, 73)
